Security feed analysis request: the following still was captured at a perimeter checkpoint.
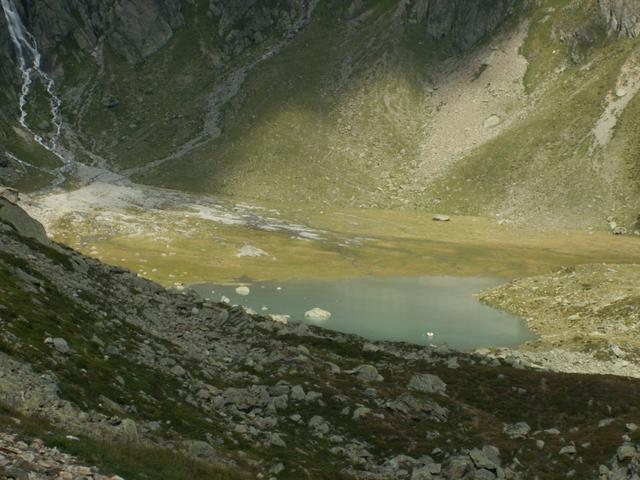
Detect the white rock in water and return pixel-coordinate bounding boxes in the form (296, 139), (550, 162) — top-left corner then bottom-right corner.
(432, 214), (450, 222)
(221, 295), (231, 304)
(236, 245), (269, 257)
(269, 314), (290, 324)
(235, 286), (250, 296)
(305, 308), (332, 322)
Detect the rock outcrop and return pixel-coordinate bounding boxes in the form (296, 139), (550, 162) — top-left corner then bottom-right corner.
(2, 0), (312, 66)
(0, 196), (48, 243)
(599, 0), (640, 37)
(7, 0), (183, 63)
(0, 0), (521, 75)
(406, 0), (520, 50)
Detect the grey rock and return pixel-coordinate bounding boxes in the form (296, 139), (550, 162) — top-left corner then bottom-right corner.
(446, 357), (460, 369)
(50, 337), (70, 354)
(386, 394), (449, 422)
(0, 198), (49, 244)
(503, 422), (531, 439)
(559, 445), (577, 456)
(483, 114), (502, 128)
(326, 362), (341, 374)
(182, 440), (217, 462)
(268, 383), (291, 397)
(352, 407), (371, 420)
(305, 391), (323, 402)
(617, 444), (637, 461)
(410, 467), (433, 479)
(170, 365), (187, 377)
(408, 374), (447, 395)
(266, 432), (287, 448)
(599, 418), (615, 428)
(290, 385), (306, 401)
(473, 469), (497, 480)
(308, 415), (330, 434)
(353, 364), (383, 382)
(270, 462), (285, 474)
(470, 446), (500, 470)
(363, 343), (380, 352)
(444, 455), (473, 478)
(222, 386), (269, 411)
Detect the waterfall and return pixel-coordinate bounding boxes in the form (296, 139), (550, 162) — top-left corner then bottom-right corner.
(1, 0), (65, 161)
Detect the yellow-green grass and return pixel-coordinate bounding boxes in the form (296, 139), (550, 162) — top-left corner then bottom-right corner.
(49, 202), (640, 286)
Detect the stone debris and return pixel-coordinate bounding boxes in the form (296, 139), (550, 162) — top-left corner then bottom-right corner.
(0, 432), (121, 480)
(599, 437), (640, 480)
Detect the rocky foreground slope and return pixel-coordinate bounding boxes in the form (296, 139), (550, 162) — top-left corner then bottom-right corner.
(0, 200), (639, 479)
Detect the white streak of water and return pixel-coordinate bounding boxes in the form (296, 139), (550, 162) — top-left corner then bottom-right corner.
(1, 0), (65, 162)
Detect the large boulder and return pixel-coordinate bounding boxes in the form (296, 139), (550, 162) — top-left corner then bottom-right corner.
(352, 364), (384, 383)
(408, 374), (447, 396)
(503, 421), (531, 439)
(305, 307), (332, 322)
(0, 197), (49, 244)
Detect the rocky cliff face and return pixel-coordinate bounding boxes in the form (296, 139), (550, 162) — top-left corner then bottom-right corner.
(4, 0), (183, 63)
(1, 0), (515, 71)
(2, 0), (313, 65)
(600, 0), (640, 37)
(407, 0), (520, 50)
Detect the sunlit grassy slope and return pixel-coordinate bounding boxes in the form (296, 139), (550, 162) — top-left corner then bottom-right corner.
(49, 200), (640, 285)
(136, 0), (639, 229)
(422, 1), (640, 229)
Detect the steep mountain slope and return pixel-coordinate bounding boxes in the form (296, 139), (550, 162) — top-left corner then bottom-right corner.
(2, 186), (640, 479)
(0, 0), (639, 230)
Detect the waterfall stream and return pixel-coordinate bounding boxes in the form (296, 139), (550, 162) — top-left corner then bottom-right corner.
(1, 0), (65, 162)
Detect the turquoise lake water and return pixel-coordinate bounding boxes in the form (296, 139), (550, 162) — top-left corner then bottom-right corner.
(191, 276), (535, 350)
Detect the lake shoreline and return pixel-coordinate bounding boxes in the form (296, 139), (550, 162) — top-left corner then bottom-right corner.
(190, 275), (535, 351)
